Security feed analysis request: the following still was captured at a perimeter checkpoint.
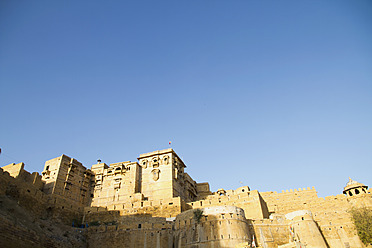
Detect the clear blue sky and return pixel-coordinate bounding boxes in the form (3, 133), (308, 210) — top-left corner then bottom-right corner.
(1, 0), (371, 197)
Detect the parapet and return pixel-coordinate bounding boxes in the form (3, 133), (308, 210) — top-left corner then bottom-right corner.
(1, 162), (25, 178)
(138, 148), (174, 158)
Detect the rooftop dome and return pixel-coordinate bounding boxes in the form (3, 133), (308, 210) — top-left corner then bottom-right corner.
(346, 177), (359, 187)
(343, 177), (368, 194)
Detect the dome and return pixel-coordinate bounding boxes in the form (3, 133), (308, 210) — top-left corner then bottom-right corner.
(343, 177), (368, 194)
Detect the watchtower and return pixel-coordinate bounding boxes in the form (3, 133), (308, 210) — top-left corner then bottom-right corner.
(343, 177), (368, 197)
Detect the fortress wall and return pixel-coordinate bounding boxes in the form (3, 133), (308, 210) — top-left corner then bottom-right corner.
(1, 162), (25, 178)
(1, 166), (50, 217)
(260, 187), (319, 214)
(0, 168), (13, 194)
(188, 189), (268, 219)
(285, 210), (328, 248)
(86, 228), (173, 248)
(85, 214), (174, 248)
(85, 197), (184, 223)
(260, 188), (372, 248)
(91, 161), (140, 207)
(174, 206), (250, 248)
(0, 165), (85, 225)
(309, 194), (371, 248)
(249, 218), (290, 248)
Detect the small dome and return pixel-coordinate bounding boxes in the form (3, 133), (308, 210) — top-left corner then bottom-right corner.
(343, 177), (368, 194)
(346, 177), (359, 187)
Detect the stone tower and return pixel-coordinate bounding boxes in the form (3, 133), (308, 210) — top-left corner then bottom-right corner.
(343, 177), (368, 197)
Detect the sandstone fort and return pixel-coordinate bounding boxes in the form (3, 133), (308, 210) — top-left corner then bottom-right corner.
(0, 148), (371, 247)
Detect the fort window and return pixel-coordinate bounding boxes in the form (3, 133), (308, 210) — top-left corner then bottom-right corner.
(301, 217), (304, 220)
(242, 189), (245, 192)
(221, 235), (223, 239)
(138, 224), (141, 229)
(348, 191), (352, 196)
(200, 201), (202, 206)
(355, 189), (360, 194)
(46, 166), (49, 170)
(169, 202), (173, 205)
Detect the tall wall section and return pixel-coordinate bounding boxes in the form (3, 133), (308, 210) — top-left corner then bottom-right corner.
(188, 187), (269, 219)
(41, 155), (93, 206)
(90, 161), (141, 208)
(260, 187), (372, 248)
(85, 215), (174, 248)
(0, 163), (86, 225)
(138, 149), (198, 202)
(174, 206), (251, 248)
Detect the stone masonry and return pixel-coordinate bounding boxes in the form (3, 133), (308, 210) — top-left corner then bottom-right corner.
(1, 148), (371, 248)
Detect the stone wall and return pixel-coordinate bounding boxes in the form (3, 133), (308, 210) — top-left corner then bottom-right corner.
(85, 215), (173, 248)
(174, 206), (251, 248)
(2, 149), (372, 248)
(1, 164), (84, 225)
(188, 188), (269, 219)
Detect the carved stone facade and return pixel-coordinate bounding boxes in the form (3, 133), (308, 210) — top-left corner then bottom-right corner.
(1, 148), (371, 248)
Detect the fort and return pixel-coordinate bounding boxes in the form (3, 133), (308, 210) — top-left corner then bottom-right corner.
(0, 148), (371, 247)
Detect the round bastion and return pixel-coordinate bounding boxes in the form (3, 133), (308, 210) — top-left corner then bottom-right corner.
(174, 206), (250, 248)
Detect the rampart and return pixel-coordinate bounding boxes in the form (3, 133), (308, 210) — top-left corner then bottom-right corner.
(1, 149), (371, 248)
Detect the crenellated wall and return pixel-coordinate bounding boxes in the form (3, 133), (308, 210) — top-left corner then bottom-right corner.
(1, 149), (371, 248)
(188, 188), (269, 219)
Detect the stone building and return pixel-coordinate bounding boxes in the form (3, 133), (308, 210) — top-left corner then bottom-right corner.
(1, 148), (371, 248)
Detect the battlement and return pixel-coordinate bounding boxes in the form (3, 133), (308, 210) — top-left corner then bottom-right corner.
(1, 149), (371, 248)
